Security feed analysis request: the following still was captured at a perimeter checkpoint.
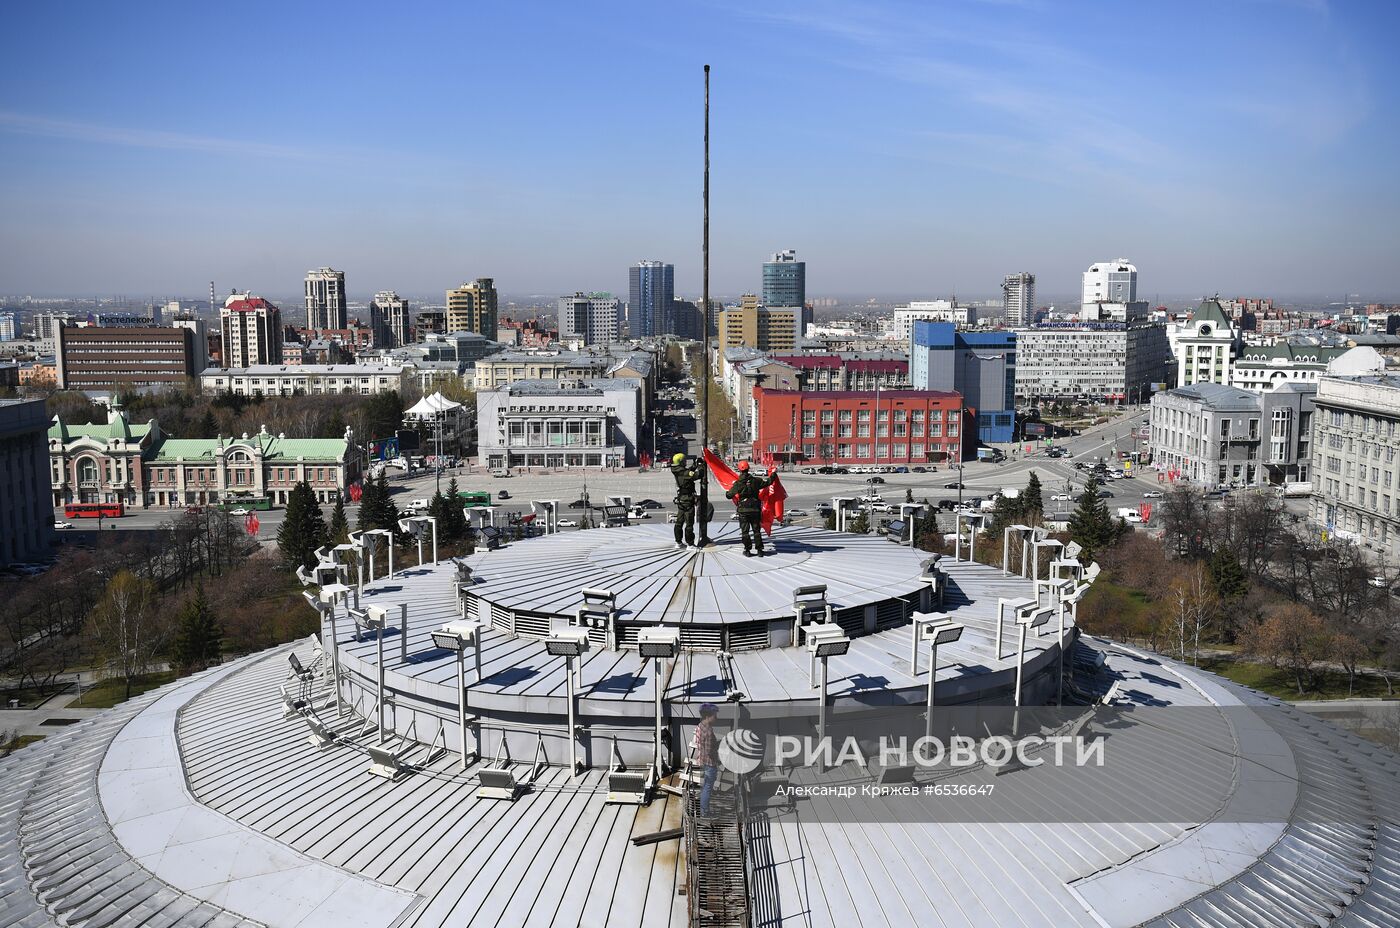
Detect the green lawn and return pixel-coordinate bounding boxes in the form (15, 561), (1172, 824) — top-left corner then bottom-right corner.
(73, 671), (179, 709)
(1198, 657), (1396, 701)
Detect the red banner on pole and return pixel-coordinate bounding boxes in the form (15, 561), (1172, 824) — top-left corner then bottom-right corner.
(702, 448), (787, 534)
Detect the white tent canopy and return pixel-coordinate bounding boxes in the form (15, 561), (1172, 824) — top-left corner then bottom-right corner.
(405, 392), (463, 418)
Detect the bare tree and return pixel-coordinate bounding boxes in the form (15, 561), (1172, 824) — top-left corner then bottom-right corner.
(88, 570), (168, 700)
(1243, 602), (1333, 696)
(1167, 561), (1215, 665)
(1158, 486), (1209, 559)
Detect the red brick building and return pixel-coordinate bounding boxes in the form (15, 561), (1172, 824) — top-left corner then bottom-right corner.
(753, 388), (964, 466)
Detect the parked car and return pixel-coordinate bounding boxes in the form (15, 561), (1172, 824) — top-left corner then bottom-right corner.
(801, 467), (817, 475)
(937, 500), (958, 511)
(638, 499), (664, 509)
(1143, 490), (1164, 498)
(557, 518), (579, 527)
(911, 466), (928, 474)
(53, 521), (73, 530)
(230, 507), (251, 516)
(1050, 493), (1073, 502)
(498, 490), (512, 500)
(786, 508), (808, 517)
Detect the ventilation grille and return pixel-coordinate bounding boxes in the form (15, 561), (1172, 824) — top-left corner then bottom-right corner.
(679, 626), (723, 652)
(876, 597), (907, 631)
(512, 610), (550, 639)
(727, 621), (769, 652)
(491, 602), (511, 633)
(834, 606), (865, 637)
(616, 624), (641, 648)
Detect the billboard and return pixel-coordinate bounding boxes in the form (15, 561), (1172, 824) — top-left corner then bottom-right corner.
(1024, 421), (1047, 437)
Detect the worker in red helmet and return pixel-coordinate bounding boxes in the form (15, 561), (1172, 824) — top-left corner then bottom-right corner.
(725, 460), (776, 556)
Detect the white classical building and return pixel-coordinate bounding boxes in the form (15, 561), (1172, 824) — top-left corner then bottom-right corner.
(476, 377), (642, 469)
(200, 364), (408, 396)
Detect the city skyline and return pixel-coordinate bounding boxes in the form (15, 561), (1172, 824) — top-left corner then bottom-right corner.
(2, 2), (1398, 299)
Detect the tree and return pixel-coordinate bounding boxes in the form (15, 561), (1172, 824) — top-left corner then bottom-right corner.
(195, 409), (219, 438)
(356, 471), (400, 532)
(278, 481), (328, 569)
(847, 511), (871, 535)
(89, 571), (166, 701)
(172, 583), (223, 672)
(328, 495), (350, 544)
(1167, 561), (1215, 665)
(1159, 486), (1209, 558)
(441, 477), (469, 541)
(1244, 602), (1333, 696)
(1022, 471), (1044, 524)
(1332, 633), (1370, 698)
(1208, 546), (1249, 607)
(1067, 478), (1121, 561)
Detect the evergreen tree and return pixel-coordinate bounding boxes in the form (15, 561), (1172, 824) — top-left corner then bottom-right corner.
(1022, 471), (1044, 523)
(847, 511), (871, 535)
(1067, 477), (1121, 561)
(196, 409), (219, 438)
(328, 495), (350, 543)
(172, 583), (222, 672)
(442, 478), (469, 541)
(278, 481), (328, 569)
(356, 471), (400, 532)
(1208, 546), (1249, 603)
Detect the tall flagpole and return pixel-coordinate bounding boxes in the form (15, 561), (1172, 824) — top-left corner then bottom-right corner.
(698, 64), (712, 547)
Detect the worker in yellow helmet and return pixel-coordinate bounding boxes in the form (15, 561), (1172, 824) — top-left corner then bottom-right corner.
(670, 452), (700, 549)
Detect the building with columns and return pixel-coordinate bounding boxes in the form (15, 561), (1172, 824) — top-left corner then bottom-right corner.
(1, 399), (54, 568)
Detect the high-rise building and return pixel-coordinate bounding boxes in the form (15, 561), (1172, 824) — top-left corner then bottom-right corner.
(717, 297), (801, 354)
(1002, 272), (1036, 327)
(370, 291), (411, 348)
(221, 293), (284, 368)
(628, 261), (674, 337)
(55, 326), (197, 390)
(762, 249), (806, 310)
(171, 315), (210, 372)
(33, 311), (75, 341)
(304, 267), (347, 330)
(910, 322), (1017, 445)
(0, 312), (16, 341)
(668, 299), (704, 340)
(1082, 259), (1137, 308)
(445, 279), (498, 336)
(558, 293), (621, 345)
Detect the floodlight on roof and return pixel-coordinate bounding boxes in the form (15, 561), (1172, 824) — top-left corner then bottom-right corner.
(546, 628), (591, 657)
(1018, 606), (1053, 629)
(302, 589), (328, 613)
(432, 621), (481, 651)
(366, 744), (404, 781)
(925, 621), (965, 646)
(362, 606), (387, 631)
(637, 627), (680, 659)
(814, 638), (850, 658)
(319, 583), (350, 604)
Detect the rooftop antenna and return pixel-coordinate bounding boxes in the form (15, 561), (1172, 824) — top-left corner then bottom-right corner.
(698, 64), (713, 547)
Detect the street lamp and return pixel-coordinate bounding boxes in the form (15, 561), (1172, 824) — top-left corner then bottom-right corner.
(317, 583), (349, 716)
(805, 624), (850, 748)
(431, 621), (483, 770)
(637, 627), (680, 780)
(545, 628), (592, 777)
(922, 620), (964, 739)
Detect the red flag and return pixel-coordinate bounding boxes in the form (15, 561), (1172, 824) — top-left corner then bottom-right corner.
(702, 449), (787, 535)
(245, 514), (260, 535)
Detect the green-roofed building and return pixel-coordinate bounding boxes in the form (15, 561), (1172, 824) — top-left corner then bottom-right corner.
(49, 407), (359, 511)
(1176, 298), (1241, 388)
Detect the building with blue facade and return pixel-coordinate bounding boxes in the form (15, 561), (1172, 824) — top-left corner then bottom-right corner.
(910, 321), (1016, 446)
(761, 250), (805, 309)
(628, 261), (673, 337)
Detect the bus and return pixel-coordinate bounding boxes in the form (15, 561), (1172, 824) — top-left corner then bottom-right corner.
(456, 491), (491, 509)
(64, 502), (124, 519)
(218, 496), (274, 511)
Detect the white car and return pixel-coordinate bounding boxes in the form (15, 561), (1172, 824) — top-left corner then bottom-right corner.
(53, 521), (73, 530)
(1143, 490), (1164, 498)
(557, 518), (579, 528)
(230, 507), (251, 516)
(1050, 493), (1073, 501)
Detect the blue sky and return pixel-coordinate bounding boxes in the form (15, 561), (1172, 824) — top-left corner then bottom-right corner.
(2, 0), (1396, 302)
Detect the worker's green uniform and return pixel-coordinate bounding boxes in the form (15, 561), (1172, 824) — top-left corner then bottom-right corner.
(726, 470), (777, 556)
(671, 459), (700, 546)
